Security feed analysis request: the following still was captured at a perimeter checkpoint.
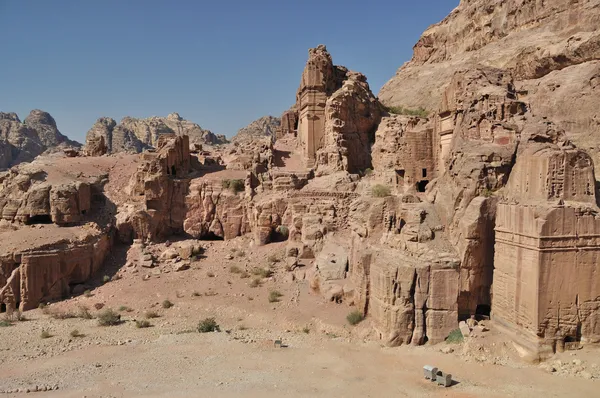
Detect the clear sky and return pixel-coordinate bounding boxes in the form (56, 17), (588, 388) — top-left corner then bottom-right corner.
(0, 0), (457, 142)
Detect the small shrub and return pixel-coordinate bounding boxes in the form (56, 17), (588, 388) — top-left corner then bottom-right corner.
(135, 320), (151, 328)
(192, 291), (201, 297)
(239, 270), (250, 279)
(77, 305), (94, 319)
(222, 179), (245, 193)
(70, 329), (83, 338)
(48, 309), (76, 320)
(198, 317), (220, 333)
(363, 168), (373, 176)
(372, 184), (391, 198)
(102, 275), (110, 284)
(238, 324), (248, 331)
(97, 308), (121, 326)
(230, 265), (242, 274)
(249, 278), (261, 288)
(252, 267), (273, 278)
(302, 326), (310, 334)
(38, 303), (47, 310)
(384, 105), (429, 118)
(83, 290), (92, 298)
(207, 272), (215, 278)
(445, 328), (464, 344)
(40, 329), (52, 339)
(162, 299), (174, 309)
(268, 290), (283, 303)
(0, 320), (11, 327)
(481, 188), (493, 197)
(267, 254), (280, 264)
(346, 310), (364, 326)
(118, 305), (132, 312)
(145, 311), (160, 319)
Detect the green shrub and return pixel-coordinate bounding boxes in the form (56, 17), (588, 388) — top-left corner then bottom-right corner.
(275, 225), (289, 239)
(364, 168), (373, 176)
(250, 278), (261, 288)
(230, 265), (242, 274)
(135, 320), (151, 328)
(302, 326), (310, 334)
(197, 317), (220, 333)
(48, 309), (76, 320)
(145, 311), (160, 319)
(118, 305), (133, 312)
(162, 299), (174, 309)
(102, 275), (110, 284)
(97, 308), (121, 326)
(40, 329), (52, 339)
(70, 329), (83, 338)
(384, 105), (429, 118)
(268, 290), (283, 303)
(0, 320), (11, 327)
(83, 290), (92, 298)
(77, 305), (94, 319)
(222, 179), (245, 193)
(252, 267), (273, 278)
(346, 310), (364, 326)
(445, 328), (464, 344)
(372, 184), (391, 197)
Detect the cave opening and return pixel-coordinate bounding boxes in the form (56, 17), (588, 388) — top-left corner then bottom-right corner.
(26, 214), (52, 225)
(0, 303), (5, 313)
(475, 304), (491, 318)
(417, 180), (429, 192)
(201, 232), (224, 241)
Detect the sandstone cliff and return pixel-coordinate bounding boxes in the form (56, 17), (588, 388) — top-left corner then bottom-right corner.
(379, 0), (600, 169)
(231, 116), (281, 143)
(84, 112), (227, 155)
(0, 110), (80, 170)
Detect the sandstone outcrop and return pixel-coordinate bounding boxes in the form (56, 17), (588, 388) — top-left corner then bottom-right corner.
(284, 45), (381, 173)
(84, 113), (227, 155)
(379, 0), (600, 172)
(231, 116), (280, 143)
(0, 110), (79, 170)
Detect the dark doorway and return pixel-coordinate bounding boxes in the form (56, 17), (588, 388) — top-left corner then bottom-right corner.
(0, 303), (5, 313)
(26, 214), (52, 225)
(417, 180), (429, 192)
(171, 166), (176, 176)
(422, 168), (427, 178)
(201, 232), (224, 241)
(475, 304), (491, 317)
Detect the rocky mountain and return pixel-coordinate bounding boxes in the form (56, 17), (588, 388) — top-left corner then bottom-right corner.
(231, 116), (280, 143)
(0, 110), (79, 170)
(379, 0), (600, 168)
(84, 112), (228, 155)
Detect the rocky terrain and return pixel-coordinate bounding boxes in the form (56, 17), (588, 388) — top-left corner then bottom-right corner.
(0, 110), (79, 170)
(1, 1), (600, 396)
(231, 116), (280, 143)
(84, 112), (227, 156)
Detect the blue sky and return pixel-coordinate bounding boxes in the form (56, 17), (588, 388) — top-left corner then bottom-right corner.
(0, 0), (457, 142)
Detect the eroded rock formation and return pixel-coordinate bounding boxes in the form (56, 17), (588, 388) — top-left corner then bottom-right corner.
(84, 113), (227, 155)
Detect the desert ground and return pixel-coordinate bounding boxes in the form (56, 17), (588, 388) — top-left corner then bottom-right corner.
(1, 239), (598, 397)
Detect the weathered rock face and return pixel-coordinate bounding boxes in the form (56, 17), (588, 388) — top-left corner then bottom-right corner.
(0, 110), (79, 170)
(493, 144), (600, 360)
(231, 116), (280, 143)
(117, 134), (192, 242)
(316, 72), (382, 174)
(292, 45), (381, 172)
(379, 0), (600, 171)
(371, 115), (433, 192)
(84, 113), (227, 155)
(0, 228), (111, 311)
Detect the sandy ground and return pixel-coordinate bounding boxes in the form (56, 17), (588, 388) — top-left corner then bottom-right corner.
(1, 238), (599, 397)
